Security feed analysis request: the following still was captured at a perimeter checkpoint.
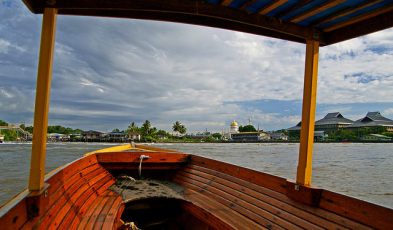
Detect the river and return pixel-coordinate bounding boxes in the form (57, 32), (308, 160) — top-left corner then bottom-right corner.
(0, 142), (392, 208)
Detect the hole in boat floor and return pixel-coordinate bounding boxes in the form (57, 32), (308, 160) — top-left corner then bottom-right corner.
(122, 197), (204, 230)
(114, 177), (208, 229)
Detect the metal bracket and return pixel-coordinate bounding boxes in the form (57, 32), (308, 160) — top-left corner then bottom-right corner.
(26, 183), (50, 219)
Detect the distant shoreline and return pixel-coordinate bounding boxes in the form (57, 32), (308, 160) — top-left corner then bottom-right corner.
(1, 140), (392, 144)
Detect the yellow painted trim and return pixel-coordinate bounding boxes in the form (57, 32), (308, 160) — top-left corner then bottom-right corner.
(316, 0), (383, 26)
(323, 4), (393, 32)
(84, 143), (180, 156)
(259, 0), (288, 15)
(84, 144), (134, 156)
(291, 0), (346, 23)
(134, 144), (179, 153)
(296, 39), (319, 187)
(28, 8), (57, 192)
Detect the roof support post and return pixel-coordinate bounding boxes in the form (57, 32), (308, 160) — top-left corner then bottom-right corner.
(296, 39), (319, 187)
(29, 8), (57, 192)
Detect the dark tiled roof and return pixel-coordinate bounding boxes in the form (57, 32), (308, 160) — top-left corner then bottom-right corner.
(287, 122), (301, 131)
(288, 112), (353, 131)
(349, 112), (393, 128)
(315, 112), (353, 126)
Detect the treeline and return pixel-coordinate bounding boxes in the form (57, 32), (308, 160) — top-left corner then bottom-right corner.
(0, 119), (83, 141)
(0, 119), (193, 142)
(289, 127), (393, 142)
(126, 120), (188, 142)
(327, 128), (393, 141)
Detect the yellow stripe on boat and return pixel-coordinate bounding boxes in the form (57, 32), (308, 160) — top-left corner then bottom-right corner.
(85, 143), (135, 156)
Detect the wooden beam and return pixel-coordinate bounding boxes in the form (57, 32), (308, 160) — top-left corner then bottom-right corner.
(20, 0), (393, 45)
(314, 0), (383, 26)
(29, 8), (57, 191)
(324, 9), (393, 45)
(20, 0), (317, 44)
(276, 0), (313, 18)
(240, 0), (258, 11)
(290, 0), (345, 23)
(221, 0), (233, 7)
(296, 39), (319, 187)
(323, 4), (393, 32)
(258, 0), (288, 15)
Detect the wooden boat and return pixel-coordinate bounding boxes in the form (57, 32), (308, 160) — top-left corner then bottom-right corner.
(1, 143), (392, 229)
(1, 0), (393, 229)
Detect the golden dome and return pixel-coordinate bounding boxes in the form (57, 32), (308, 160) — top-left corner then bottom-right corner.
(230, 121), (238, 127)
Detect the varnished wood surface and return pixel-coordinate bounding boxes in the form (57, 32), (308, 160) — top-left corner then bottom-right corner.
(96, 151), (190, 172)
(1, 151), (393, 229)
(173, 155), (392, 229)
(22, 0), (393, 46)
(0, 154), (123, 230)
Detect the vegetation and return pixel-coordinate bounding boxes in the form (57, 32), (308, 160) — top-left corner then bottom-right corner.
(47, 125), (83, 134)
(172, 121), (187, 135)
(289, 127), (392, 142)
(0, 120), (83, 141)
(0, 120), (25, 141)
(239, 125), (257, 132)
(211, 133), (222, 140)
(328, 130), (357, 141)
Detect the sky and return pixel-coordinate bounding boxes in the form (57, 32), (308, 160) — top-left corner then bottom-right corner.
(1, 1), (393, 133)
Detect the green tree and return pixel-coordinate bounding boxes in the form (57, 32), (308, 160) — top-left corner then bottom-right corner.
(112, 128), (120, 132)
(150, 127), (157, 135)
(2, 130), (18, 141)
(0, 120), (8, 126)
(141, 120), (152, 136)
(239, 125), (257, 132)
(212, 133), (222, 140)
(382, 132), (393, 137)
(74, 129), (83, 134)
(172, 121), (181, 133)
(156, 129), (169, 137)
(127, 122), (139, 133)
(25, 126), (33, 133)
(173, 121), (187, 135)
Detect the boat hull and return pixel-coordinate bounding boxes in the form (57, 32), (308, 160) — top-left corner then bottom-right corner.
(1, 149), (392, 229)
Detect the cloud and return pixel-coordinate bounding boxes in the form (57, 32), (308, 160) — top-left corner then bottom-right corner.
(1, 2), (393, 132)
(383, 108), (393, 117)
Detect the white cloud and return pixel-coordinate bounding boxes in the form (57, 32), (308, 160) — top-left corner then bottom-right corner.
(1, 1), (393, 132)
(0, 39), (11, 54)
(383, 108), (393, 117)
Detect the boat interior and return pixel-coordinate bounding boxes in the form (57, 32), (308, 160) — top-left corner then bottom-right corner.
(1, 144), (393, 229)
(1, 0), (393, 229)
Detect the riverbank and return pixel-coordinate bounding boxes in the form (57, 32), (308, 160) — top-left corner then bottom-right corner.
(2, 139), (393, 144)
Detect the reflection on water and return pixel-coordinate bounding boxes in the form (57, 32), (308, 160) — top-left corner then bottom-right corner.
(0, 142), (392, 208)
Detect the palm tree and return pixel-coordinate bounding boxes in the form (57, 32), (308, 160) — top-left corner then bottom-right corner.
(173, 121), (187, 135)
(141, 120), (152, 136)
(127, 122), (139, 133)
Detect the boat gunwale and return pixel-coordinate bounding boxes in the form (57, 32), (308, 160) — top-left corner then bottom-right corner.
(0, 154), (98, 217)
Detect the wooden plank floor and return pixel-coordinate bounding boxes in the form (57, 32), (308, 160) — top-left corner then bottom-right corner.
(174, 155), (375, 230)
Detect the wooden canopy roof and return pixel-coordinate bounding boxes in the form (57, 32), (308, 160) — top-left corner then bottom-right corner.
(22, 0), (393, 46)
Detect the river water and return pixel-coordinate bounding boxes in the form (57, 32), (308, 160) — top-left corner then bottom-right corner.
(0, 142), (392, 208)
